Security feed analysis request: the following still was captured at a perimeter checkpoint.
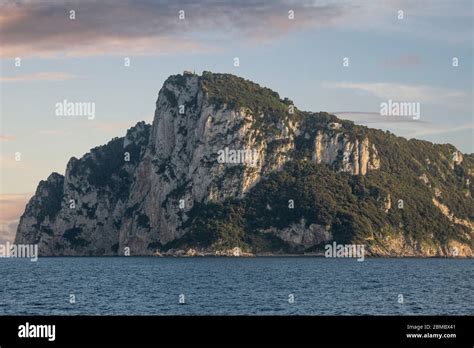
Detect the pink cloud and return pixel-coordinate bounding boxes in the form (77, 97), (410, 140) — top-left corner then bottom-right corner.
(0, 0), (347, 58)
(0, 193), (31, 243)
(0, 134), (16, 141)
(0, 72), (76, 82)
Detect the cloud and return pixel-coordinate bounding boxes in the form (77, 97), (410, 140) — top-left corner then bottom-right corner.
(35, 118), (147, 137)
(0, 221), (19, 244)
(381, 54), (422, 69)
(332, 111), (426, 124)
(0, 194), (30, 221)
(0, 72), (76, 82)
(0, 0), (372, 58)
(0, 193), (31, 244)
(408, 122), (474, 138)
(0, 155), (25, 169)
(35, 129), (71, 136)
(0, 0), (422, 57)
(1, 0), (470, 58)
(325, 82), (471, 106)
(333, 111), (473, 151)
(2, 0), (471, 59)
(0, 134), (16, 141)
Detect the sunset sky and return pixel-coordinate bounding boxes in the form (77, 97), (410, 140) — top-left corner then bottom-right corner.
(0, 0), (473, 243)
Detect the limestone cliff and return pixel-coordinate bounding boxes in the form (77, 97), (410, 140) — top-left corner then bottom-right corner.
(15, 72), (473, 257)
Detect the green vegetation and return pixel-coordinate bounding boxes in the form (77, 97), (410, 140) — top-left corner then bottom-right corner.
(68, 123), (151, 201)
(34, 173), (64, 224)
(164, 86), (473, 252)
(201, 72), (287, 113)
(168, 151), (471, 252)
(200, 72), (308, 139)
(24, 72), (473, 255)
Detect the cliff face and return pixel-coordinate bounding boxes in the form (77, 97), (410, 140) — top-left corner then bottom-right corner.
(313, 130), (380, 175)
(15, 122), (151, 255)
(15, 72), (473, 256)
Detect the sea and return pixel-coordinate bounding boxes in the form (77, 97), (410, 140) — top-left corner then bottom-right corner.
(0, 257), (472, 315)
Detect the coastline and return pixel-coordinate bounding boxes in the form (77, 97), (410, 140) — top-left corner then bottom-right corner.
(1, 254), (472, 259)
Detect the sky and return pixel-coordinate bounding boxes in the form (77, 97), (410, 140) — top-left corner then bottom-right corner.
(0, 0), (473, 243)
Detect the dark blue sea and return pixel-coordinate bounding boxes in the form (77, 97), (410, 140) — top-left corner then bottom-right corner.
(0, 257), (472, 315)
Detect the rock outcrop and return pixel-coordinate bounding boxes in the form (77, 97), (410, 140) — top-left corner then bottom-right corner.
(15, 72), (473, 257)
(313, 132), (380, 175)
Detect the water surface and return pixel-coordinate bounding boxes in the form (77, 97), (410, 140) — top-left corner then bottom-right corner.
(0, 257), (472, 315)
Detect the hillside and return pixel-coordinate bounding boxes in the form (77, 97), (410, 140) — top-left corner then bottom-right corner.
(15, 72), (473, 257)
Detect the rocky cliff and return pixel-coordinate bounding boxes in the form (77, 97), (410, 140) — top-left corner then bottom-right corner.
(15, 72), (473, 256)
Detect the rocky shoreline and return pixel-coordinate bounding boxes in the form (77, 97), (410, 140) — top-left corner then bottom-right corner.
(154, 247), (472, 258)
(156, 247), (255, 257)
